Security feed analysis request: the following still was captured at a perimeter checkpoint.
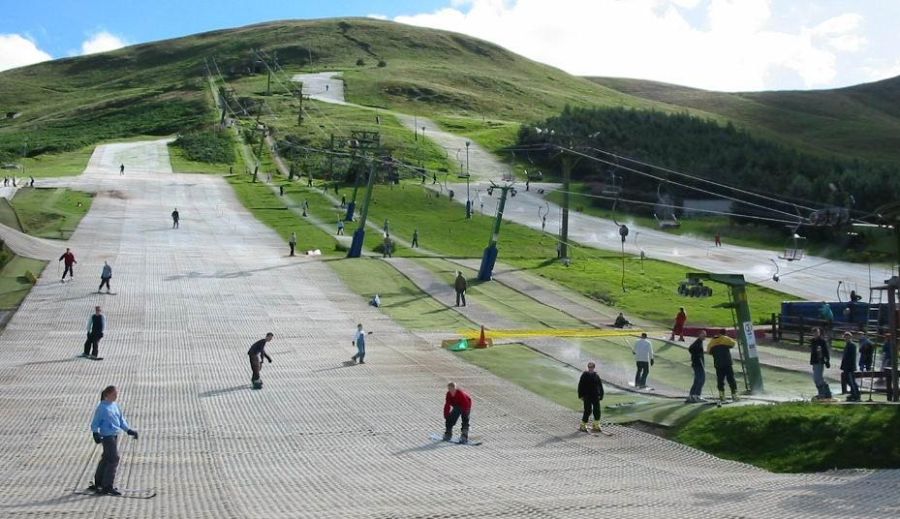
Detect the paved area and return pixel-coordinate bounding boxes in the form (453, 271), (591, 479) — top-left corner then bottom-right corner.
(3, 139), (897, 517)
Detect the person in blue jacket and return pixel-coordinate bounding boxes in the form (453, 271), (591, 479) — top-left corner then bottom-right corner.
(89, 386), (138, 496)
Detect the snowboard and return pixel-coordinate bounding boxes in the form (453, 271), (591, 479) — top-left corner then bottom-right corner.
(627, 382), (655, 391)
(73, 488), (157, 499)
(580, 428), (614, 437)
(429, 433), (482, 446)
(80, 355), (104, 361)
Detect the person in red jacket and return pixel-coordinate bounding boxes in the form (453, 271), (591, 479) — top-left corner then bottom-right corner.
(671, 307), (687, 342)
(443, 382), (472, 443)
(59, 248), (77, 282)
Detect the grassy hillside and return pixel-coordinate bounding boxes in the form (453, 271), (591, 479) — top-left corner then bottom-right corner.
(0, 18), (673, 163)
(590, 76), (900, 165)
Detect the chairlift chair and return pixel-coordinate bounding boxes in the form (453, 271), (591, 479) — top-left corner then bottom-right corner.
(778, 233), (806, 262)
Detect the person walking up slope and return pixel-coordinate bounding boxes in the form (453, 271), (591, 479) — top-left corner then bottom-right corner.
(247, 333), (274, 389)
(171, 208), (180, 229)
(443, 382), (472, 444)
(454, 271), (467, 307)
(59, 248), (77, 282)
(577, 361), (605, 432)
(289, 232), (297, 257)
(686, 330), (707, 402)
(632, 333), (654, 388)
(841, 332), (861, 401)
(89, 385), (138, 496)
(708, 334), (739, 402)
(98, 261), (112, 294)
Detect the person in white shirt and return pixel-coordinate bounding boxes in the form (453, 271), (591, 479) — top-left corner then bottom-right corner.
(633, 332), (654, 388)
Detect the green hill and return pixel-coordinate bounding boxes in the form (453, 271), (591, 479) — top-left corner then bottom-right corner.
(589, 76), (900, 165)
(0, 18), (668, 161)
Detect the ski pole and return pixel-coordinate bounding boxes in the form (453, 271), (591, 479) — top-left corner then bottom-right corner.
(72, 443), (97, 491)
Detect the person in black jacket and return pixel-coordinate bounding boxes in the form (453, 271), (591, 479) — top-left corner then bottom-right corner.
(686, 330), (707, 403)
(248, 333), (274, 389)
(809, 327), (832, 400)
(841, 332), (860, 401)
(577, 361), (605, 432)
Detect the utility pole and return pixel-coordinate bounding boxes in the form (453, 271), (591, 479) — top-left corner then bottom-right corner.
(465, 141), (472, 219)
(296, 83), (304, 125)
(347, 158), (377, 258)
(559, 154), (572, 261)
(477, 182), (516, 281)
(345, 131), (380, 221)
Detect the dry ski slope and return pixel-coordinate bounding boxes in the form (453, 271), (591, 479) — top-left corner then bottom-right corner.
(0, 140), (896, 518)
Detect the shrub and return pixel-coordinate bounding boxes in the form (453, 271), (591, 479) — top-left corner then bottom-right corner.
(356, 58), (366, 66)
(377, 60), (387, 68)
(173, 129), (235, 164)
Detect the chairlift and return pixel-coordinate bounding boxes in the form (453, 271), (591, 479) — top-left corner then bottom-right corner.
(778, 233), (806, 262)
(654, 183), (680, 228)
(601, 169), (622, 197)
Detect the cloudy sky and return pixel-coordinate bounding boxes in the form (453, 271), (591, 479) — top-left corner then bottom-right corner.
(2, 0), (898, 91)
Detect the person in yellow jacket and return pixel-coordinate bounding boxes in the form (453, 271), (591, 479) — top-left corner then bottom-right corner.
(707, 334), (738, 402)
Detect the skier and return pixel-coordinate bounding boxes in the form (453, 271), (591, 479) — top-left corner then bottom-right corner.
(289, 232), (297, 257)
(119, 164), (124, 176)
(336, 219), (344, 236)
(369, 294), (381, 308)
(247, 333), (274, 389)
(708, 334), (738, 402)
(809, 327), (832, 400)
(443, 382), (472, 443)
(59, 247), (77, 281)
(98, 261), (112, 294)
(171, 208), (180, 229)
(411, 228), (419, 248)
(841, 332), (860, 401)
(686, 330), (707, 402)
(632, 332), (654, 389)
(671, 307), (687, 342)
(29, 176), (34, 187)
(351, 323), (372, 364)
(577, 361), (605, 432)
(89, 385), (138, 496)
(82, 306), (106, 359)
(454, 271), (467, 307)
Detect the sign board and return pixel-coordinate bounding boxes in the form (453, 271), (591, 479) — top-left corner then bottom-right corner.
(743, 321), (759, 358)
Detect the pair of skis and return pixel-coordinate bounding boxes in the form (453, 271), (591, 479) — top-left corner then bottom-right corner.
(73, 487), (156, 499)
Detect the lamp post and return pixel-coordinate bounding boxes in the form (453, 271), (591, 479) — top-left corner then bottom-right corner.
(465, 141), (472, 219)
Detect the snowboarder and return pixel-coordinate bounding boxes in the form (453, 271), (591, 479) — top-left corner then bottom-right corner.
(632, 332), (654, 388)
(671, 307), (687, 341)
(577, 361), (605, 432)
(289, 232), (297, 257)
(411, 228), (419, 248)
(613, 312), (631, 328)
(351, 323), (371, 364)
(336, 219), (344, 235)
(82, 306), (106, 359)
(454, 271), (467, 307)
(247, 333), (274, 389)
(708, 334), (738, 402)
(841, 332), (860, 401)
(119, 164), (124, 176)
(686, 330), (707, 402)
(369, 294), (381, 308)
(443, 382), (472, 443)
(809, 327), (832, 400)
(89, 385), (138, 496)
(98, 261), (112, 294)
(171, 208), (180, 229)
(59, 248), (77, 281)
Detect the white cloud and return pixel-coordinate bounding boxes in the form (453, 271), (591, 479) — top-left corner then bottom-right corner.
(0, 33), (52, 72)
(367, 14), (389, 20)
(861, 58), (900, 82)
(394, 0), (868, 91)
(80, 31), (127, 55)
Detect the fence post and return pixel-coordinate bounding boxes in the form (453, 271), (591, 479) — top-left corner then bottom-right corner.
(799, 316), (805, 347)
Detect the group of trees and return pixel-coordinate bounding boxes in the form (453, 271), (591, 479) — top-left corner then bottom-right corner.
(517, 106), (900, 222)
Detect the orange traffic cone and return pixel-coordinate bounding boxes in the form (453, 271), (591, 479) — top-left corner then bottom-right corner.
(476, 325), (488, 348)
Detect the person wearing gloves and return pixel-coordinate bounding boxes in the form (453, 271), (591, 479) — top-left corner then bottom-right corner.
(89, 385), (138, 496)
(443, 382), (473, 443)
(632, 332), (654, 388)
(809, 327), (833, 400)
(577, 361), (605, 432)
(248, 333), (274, 389)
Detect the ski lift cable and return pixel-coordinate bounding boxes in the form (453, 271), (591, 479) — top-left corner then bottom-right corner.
(558, 146), (805, 221)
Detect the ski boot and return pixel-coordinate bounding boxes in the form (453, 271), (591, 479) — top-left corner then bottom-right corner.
(718, 390), (725, 402)
(578, 422), (588, 432)
(252, 379), (263, 390)
(591, 422), (602, 433)
(442, 428), (452, 442)
(459, 426), (469, 444)
(731, 391), (738, 402)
